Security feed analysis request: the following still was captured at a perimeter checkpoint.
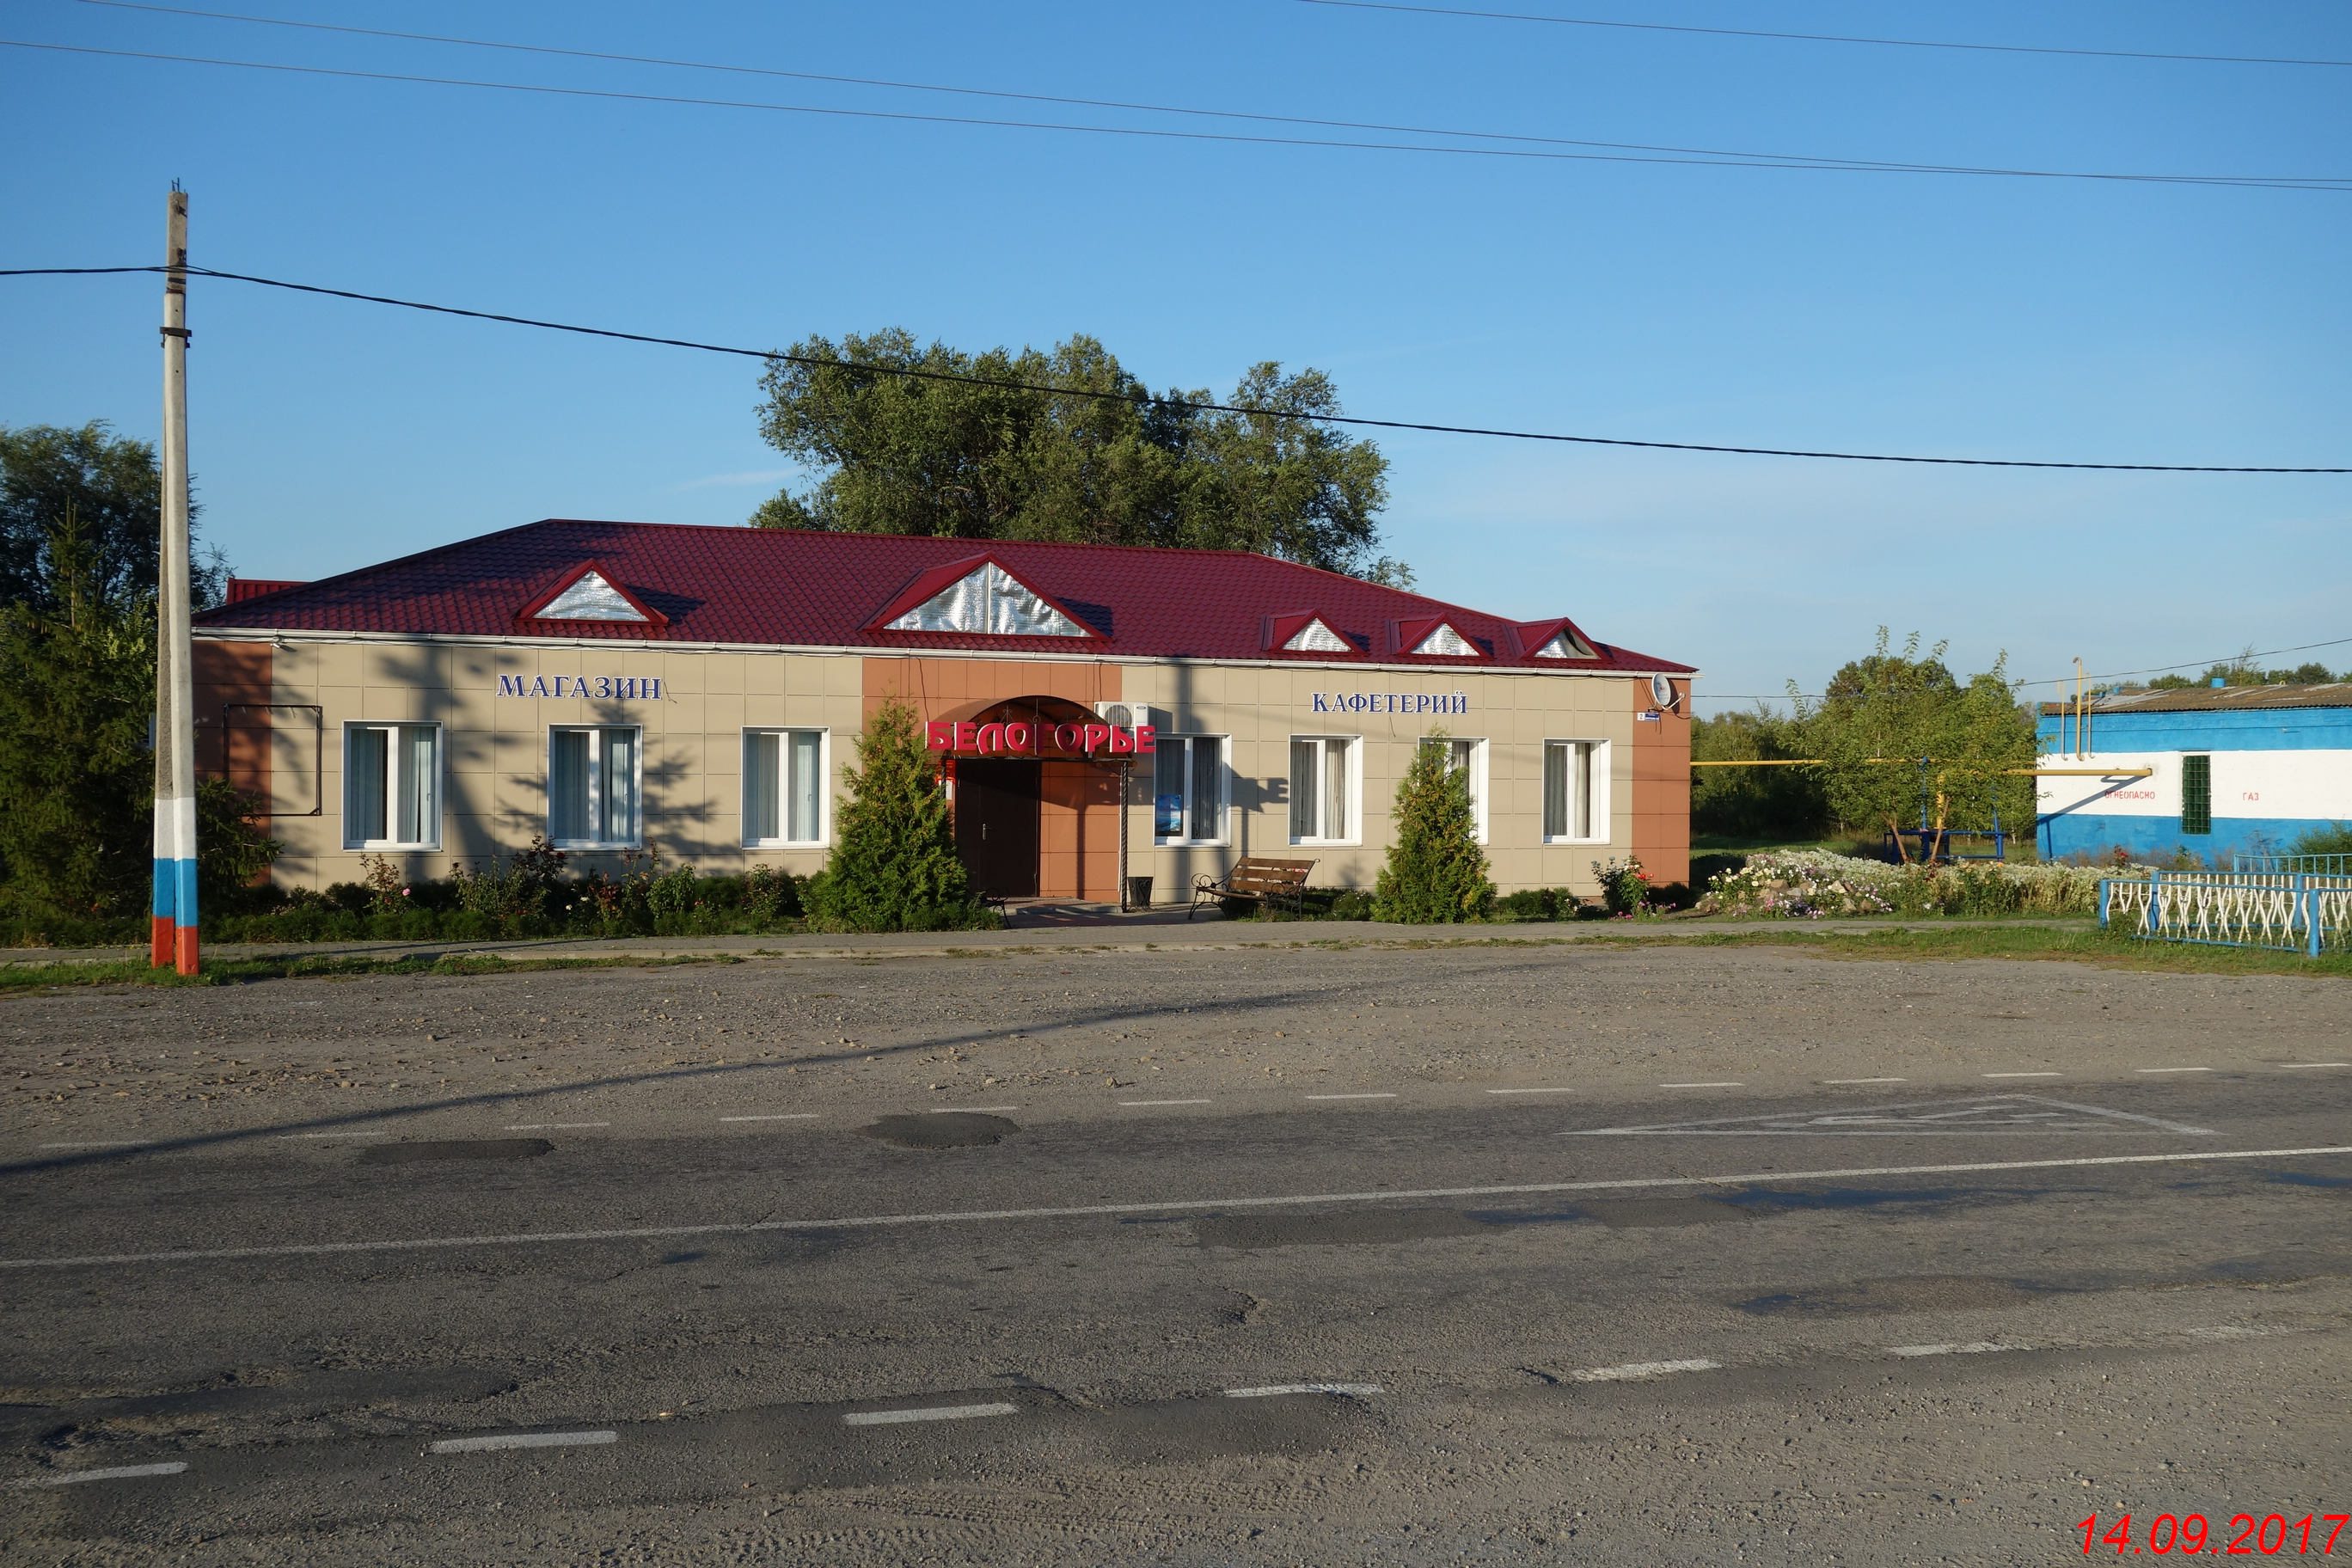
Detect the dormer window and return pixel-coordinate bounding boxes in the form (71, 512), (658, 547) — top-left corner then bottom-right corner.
(517, 563), (667, 629)
(1513, 619), (1597, 659)
(878, 560), (1090, 638)
(1412, 622), (1479, 658)
(536, 571), (648, 622)
(1283, 618), (1351, 653)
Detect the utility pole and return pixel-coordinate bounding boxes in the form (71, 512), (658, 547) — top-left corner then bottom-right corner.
(152, 186), (199, 975)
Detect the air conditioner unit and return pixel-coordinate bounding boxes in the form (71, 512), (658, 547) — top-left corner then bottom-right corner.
(1096, 701), (1156, 729)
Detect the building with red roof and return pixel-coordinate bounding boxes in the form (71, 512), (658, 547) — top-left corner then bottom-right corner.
(194, 519), (1696, 901)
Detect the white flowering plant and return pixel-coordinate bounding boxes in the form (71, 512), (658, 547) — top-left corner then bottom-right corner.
(1698, 849), (2117, 920)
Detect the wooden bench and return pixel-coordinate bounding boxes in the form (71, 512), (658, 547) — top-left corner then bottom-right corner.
(1189, 857), (1317, 920)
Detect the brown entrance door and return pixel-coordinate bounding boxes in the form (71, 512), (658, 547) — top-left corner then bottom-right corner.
(954, 760), (1041, 898)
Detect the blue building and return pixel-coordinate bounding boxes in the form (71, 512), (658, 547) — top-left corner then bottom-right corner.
(2035, 684), (2352, 862)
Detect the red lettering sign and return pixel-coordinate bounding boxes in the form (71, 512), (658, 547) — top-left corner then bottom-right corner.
(923, 720), (1149, 756)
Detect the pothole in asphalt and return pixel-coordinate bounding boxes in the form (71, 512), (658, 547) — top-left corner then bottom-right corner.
(1193, 1210), (1492, 1248)
(860, 1113), (1018, 1150)
(357, 1139), (553, 1164)
(1734, 1275), (2050, 1316)
(1577, 1197), (1750, 1229)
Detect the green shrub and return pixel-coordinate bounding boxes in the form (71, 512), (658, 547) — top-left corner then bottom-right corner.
(1373, 732), (1495, 923)
(2290, 823), (2352, 857)
(803, 701), (998, 934)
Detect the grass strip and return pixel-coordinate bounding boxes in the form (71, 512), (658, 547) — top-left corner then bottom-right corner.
(0, 950), (747, 993)
(1, 923), (2344, 993)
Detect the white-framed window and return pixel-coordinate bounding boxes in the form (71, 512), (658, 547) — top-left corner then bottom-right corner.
(1544, 738), (1608, 842)
(1421, 735), (1489, 842)
(743, 728), (827, 846)
(344, 722), (441, 849)
(549, 725), (641, 848)
(1289, 734), (1360, 845)
(1154, 734), (1228, 845)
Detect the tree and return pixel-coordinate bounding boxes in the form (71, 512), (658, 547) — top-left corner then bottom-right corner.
(801, 700), (996, 933)
(751, 330), (1407, 584)
(1, 421), (224, 611)
(1373, 732), (1494, 922)
(1795, 629), (2035, 854)
(1689, 706), (1828, 841)
(0, 506), (162, 919)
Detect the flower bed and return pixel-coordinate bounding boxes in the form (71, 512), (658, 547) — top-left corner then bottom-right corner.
(1699, 850), (2111, 920)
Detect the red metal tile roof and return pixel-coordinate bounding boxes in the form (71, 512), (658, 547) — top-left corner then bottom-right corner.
(194, 519), (1694, 674)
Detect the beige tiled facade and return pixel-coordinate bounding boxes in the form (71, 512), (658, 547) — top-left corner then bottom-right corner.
(196, 633), (1691, 902)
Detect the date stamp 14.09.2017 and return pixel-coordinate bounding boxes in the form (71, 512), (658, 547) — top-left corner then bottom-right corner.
(2077, 1513), (2347, 1556)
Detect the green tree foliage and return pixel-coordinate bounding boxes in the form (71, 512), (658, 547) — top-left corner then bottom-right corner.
(2142, 645), (2342, 690)
(195, 777), (284, 911)
(1373, 733), (1494, 922)
(0, 507), (163, 919)
(751, 331), (1409, 585)
(1794, 630), (2035, 851)
(1, 421), (224, 610)
(802, 700), (997, 933)
(0, 499), (273, 931)
(1689, 707), (1828, 840)
(2288, 822), (2352, 857)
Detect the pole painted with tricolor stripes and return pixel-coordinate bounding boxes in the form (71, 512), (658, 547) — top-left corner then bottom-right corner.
(152, 187), (198, 975)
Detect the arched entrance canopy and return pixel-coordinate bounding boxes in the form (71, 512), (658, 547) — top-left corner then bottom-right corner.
(922, 695), (1155, 761)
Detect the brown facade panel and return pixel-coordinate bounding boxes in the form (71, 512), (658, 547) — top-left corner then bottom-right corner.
(1626, 677), (1693, 886)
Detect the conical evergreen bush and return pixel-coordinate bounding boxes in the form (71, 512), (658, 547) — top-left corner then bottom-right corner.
(1372, 732), (1495, 922)
(803, 701), (999, 933)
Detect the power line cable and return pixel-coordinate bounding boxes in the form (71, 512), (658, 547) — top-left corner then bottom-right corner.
(1693, 634), (2352, 701)
(60, 0), (2352, 187)
(1295, 0), (2352, 70)
(5, 262), (2348, 475)
(60, 0), (2284, 180)
(4, 37), (2344, 193)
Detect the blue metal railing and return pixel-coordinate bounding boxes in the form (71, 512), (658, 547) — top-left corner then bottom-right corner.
(2233, 851), (2352, 876)
(2101, 870), (2352, 956)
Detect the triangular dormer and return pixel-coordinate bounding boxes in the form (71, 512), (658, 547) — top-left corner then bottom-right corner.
(1393, 616), (1484, 658)
(867, 556), (1097, 639)
(518, 562), (667, 628)
(1510, 617), (1598, 661)
(1263, 610), (1358, 655)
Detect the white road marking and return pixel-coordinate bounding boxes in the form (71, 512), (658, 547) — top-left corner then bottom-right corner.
(1660, 1082), (1742, 1088)
(2282, 1063), (2349, 1069)
(1120, 1099), (1212, 1106)
(1486, 1087), (1573, 1095)
(2135, 1068), (2213, 1075)
(430, 1430), (617, 1454)
(1224, 1383), (1383, 1398)
(1571, 1359), (1720, 1382)
(1305, 1093), (1398, 1100)
(932, 1106), (1017, 1113)
(1568, 1093), (2214, 1138)
(842, 1402), (1016, 1426)
(504, 1123), (609, 1130)
(1824, 1078), (1905, 1085)
(1982, 1072), (2061, 1078)
(11, 1461), (188, 1487)
(39, 1141), (150, 1148)
(12, 1145), (2349, 1272)
(720, 1113), (819, 1122)
(1886, 1342), (2023, 1357)
(277, 1130), (389, 1139)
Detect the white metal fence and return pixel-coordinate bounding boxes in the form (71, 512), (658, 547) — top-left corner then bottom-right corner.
(2100, 872), (2352, 956)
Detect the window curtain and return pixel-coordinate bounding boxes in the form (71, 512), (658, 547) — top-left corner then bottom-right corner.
(347, 727), (388, 844)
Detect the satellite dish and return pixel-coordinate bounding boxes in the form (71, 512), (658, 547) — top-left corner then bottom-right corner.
(1650, 673), (1678, 710)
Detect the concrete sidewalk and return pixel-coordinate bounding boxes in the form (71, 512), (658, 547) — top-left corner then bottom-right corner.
(3, 911), (2098, 969)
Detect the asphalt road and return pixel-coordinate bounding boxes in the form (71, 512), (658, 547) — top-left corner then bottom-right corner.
(4, 946), (2349, 1565)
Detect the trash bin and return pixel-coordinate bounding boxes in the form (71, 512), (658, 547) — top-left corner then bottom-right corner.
(1125, 876), (1153, 910)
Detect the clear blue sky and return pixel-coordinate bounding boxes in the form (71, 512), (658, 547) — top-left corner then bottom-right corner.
(4, 1), (2346, 707)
